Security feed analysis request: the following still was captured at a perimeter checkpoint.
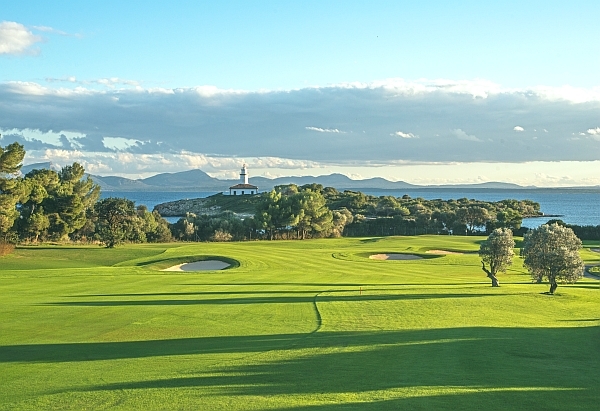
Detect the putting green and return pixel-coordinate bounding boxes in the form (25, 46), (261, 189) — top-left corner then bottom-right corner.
(0, 236), (598, 410)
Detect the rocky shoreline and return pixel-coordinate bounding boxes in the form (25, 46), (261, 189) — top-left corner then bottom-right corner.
(153, 198), (222, 217)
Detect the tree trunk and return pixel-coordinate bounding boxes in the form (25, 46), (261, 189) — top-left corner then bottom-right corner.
(549, 281), (558, 294)
(481, 262), (500, 287)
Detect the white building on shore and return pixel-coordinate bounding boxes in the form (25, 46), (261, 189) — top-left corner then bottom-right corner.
(229, 164), (259, 195)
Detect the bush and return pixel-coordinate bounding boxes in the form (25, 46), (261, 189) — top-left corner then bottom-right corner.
(0, 241), (15, 256)
(211, 229), (233, 242)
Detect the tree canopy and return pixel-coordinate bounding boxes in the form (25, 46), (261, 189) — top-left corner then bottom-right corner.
(479, 228), (515, 287)
(0, 142), (172, 246)
(521, 223), (585, 294)
(0, 142), (25, 175)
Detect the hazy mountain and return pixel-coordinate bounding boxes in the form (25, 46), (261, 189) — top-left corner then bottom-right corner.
(87, 170), (424, 192)
(89, 175), (152, 191)
(22, 163), (538, 191)
(141, 169), (222, 187)
(250, 174), (418, 190)
(20, 162), (61, 175)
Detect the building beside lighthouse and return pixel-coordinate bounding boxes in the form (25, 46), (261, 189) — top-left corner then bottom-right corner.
(229, 164), (259, 195)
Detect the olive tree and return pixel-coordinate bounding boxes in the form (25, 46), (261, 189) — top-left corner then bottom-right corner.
(479, 228), (515, 287)
(521, 223), (584, 294)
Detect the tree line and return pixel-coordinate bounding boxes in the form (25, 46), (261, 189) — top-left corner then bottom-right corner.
(0, 143), (171, 247)
(171, 183), (548, 241)
(4, 141), (599, 246)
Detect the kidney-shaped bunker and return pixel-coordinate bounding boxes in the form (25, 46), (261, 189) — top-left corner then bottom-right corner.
(162, 260), (231, 271)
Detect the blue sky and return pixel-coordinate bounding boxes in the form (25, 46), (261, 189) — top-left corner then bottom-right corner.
(1, 1), (600, 185)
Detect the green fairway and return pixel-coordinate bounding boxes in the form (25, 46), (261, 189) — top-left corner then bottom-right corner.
(1, 236), (598, 410)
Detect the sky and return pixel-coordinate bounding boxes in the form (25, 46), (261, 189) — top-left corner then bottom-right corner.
(1, 1), (599, 186)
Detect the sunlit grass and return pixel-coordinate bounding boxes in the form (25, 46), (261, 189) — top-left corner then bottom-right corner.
(0, 236), (598, 410)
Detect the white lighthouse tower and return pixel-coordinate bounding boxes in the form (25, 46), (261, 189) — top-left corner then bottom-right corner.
(240, 164), (249, 184)
(229, 164), (258, 195)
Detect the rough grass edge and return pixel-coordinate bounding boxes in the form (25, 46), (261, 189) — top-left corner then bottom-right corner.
(0, 242), (15, 256)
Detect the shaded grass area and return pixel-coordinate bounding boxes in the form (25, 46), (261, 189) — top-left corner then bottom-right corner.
(3, 327), (597, 406)
(0, 244), (175, 271)
(0, 236), (598, 410)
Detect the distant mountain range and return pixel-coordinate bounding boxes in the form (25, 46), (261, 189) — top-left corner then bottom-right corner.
(19, 162), (599, 192)
(88, 170), (530, 192)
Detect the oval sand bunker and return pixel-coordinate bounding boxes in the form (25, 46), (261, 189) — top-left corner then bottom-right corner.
(369, 254), (423, 260)
(162, 260), (231, 271)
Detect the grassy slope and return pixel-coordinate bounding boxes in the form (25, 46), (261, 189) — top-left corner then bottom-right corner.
(0, 236), (598, 410)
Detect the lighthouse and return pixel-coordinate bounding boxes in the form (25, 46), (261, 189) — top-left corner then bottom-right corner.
(229, 164), (259, 195)
(240, 164), (249, 184)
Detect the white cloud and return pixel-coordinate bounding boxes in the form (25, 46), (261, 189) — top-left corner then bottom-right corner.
(31, 25), (79, 37)
(305, 126), (344, 133)
(46, 76), (78, 83)
(94, 78), (140, 88)
(44, 76), (141, 90)
(22, 149), (323, 179)
(0, 21), (43, 55)
(452, 129), (481, 142)
(586, 127), (600, 141)
(513, 126), (524, 132)
(529, 85), (600, 104)
(587, 127), (600, 135)
(192, 85), (248, 98)
(391, 131), (418, 139)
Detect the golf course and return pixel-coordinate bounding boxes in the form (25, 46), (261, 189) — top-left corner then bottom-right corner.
(1, 235), (598, 410)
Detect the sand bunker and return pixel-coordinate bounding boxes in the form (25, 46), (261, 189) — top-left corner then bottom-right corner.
(427, 249), (464, 255)
(591, 248), (600, 253)
(162, 260), (230, 271)
(369, 254), (423, 260)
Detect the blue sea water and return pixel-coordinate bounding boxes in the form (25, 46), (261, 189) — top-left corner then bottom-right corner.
(101, 189), (600, 228)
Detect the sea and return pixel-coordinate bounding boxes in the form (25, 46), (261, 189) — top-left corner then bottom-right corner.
(100, 188), (600, 228)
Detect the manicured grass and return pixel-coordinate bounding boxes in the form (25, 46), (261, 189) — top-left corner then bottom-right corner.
(0, 236), (598, 410)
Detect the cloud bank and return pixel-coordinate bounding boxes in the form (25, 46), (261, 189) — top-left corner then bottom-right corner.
(1, 79), (600, 176)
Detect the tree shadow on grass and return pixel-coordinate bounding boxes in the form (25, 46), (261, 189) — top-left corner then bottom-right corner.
(263, 389), (591, 411)
(557, 318), (599, 322)
(43, 326), (599, 410)
(359, 238), (385, 243)
(66, 285), (510, 298)
(175, 282), (493, 287)
(43, 292), (515, 307)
